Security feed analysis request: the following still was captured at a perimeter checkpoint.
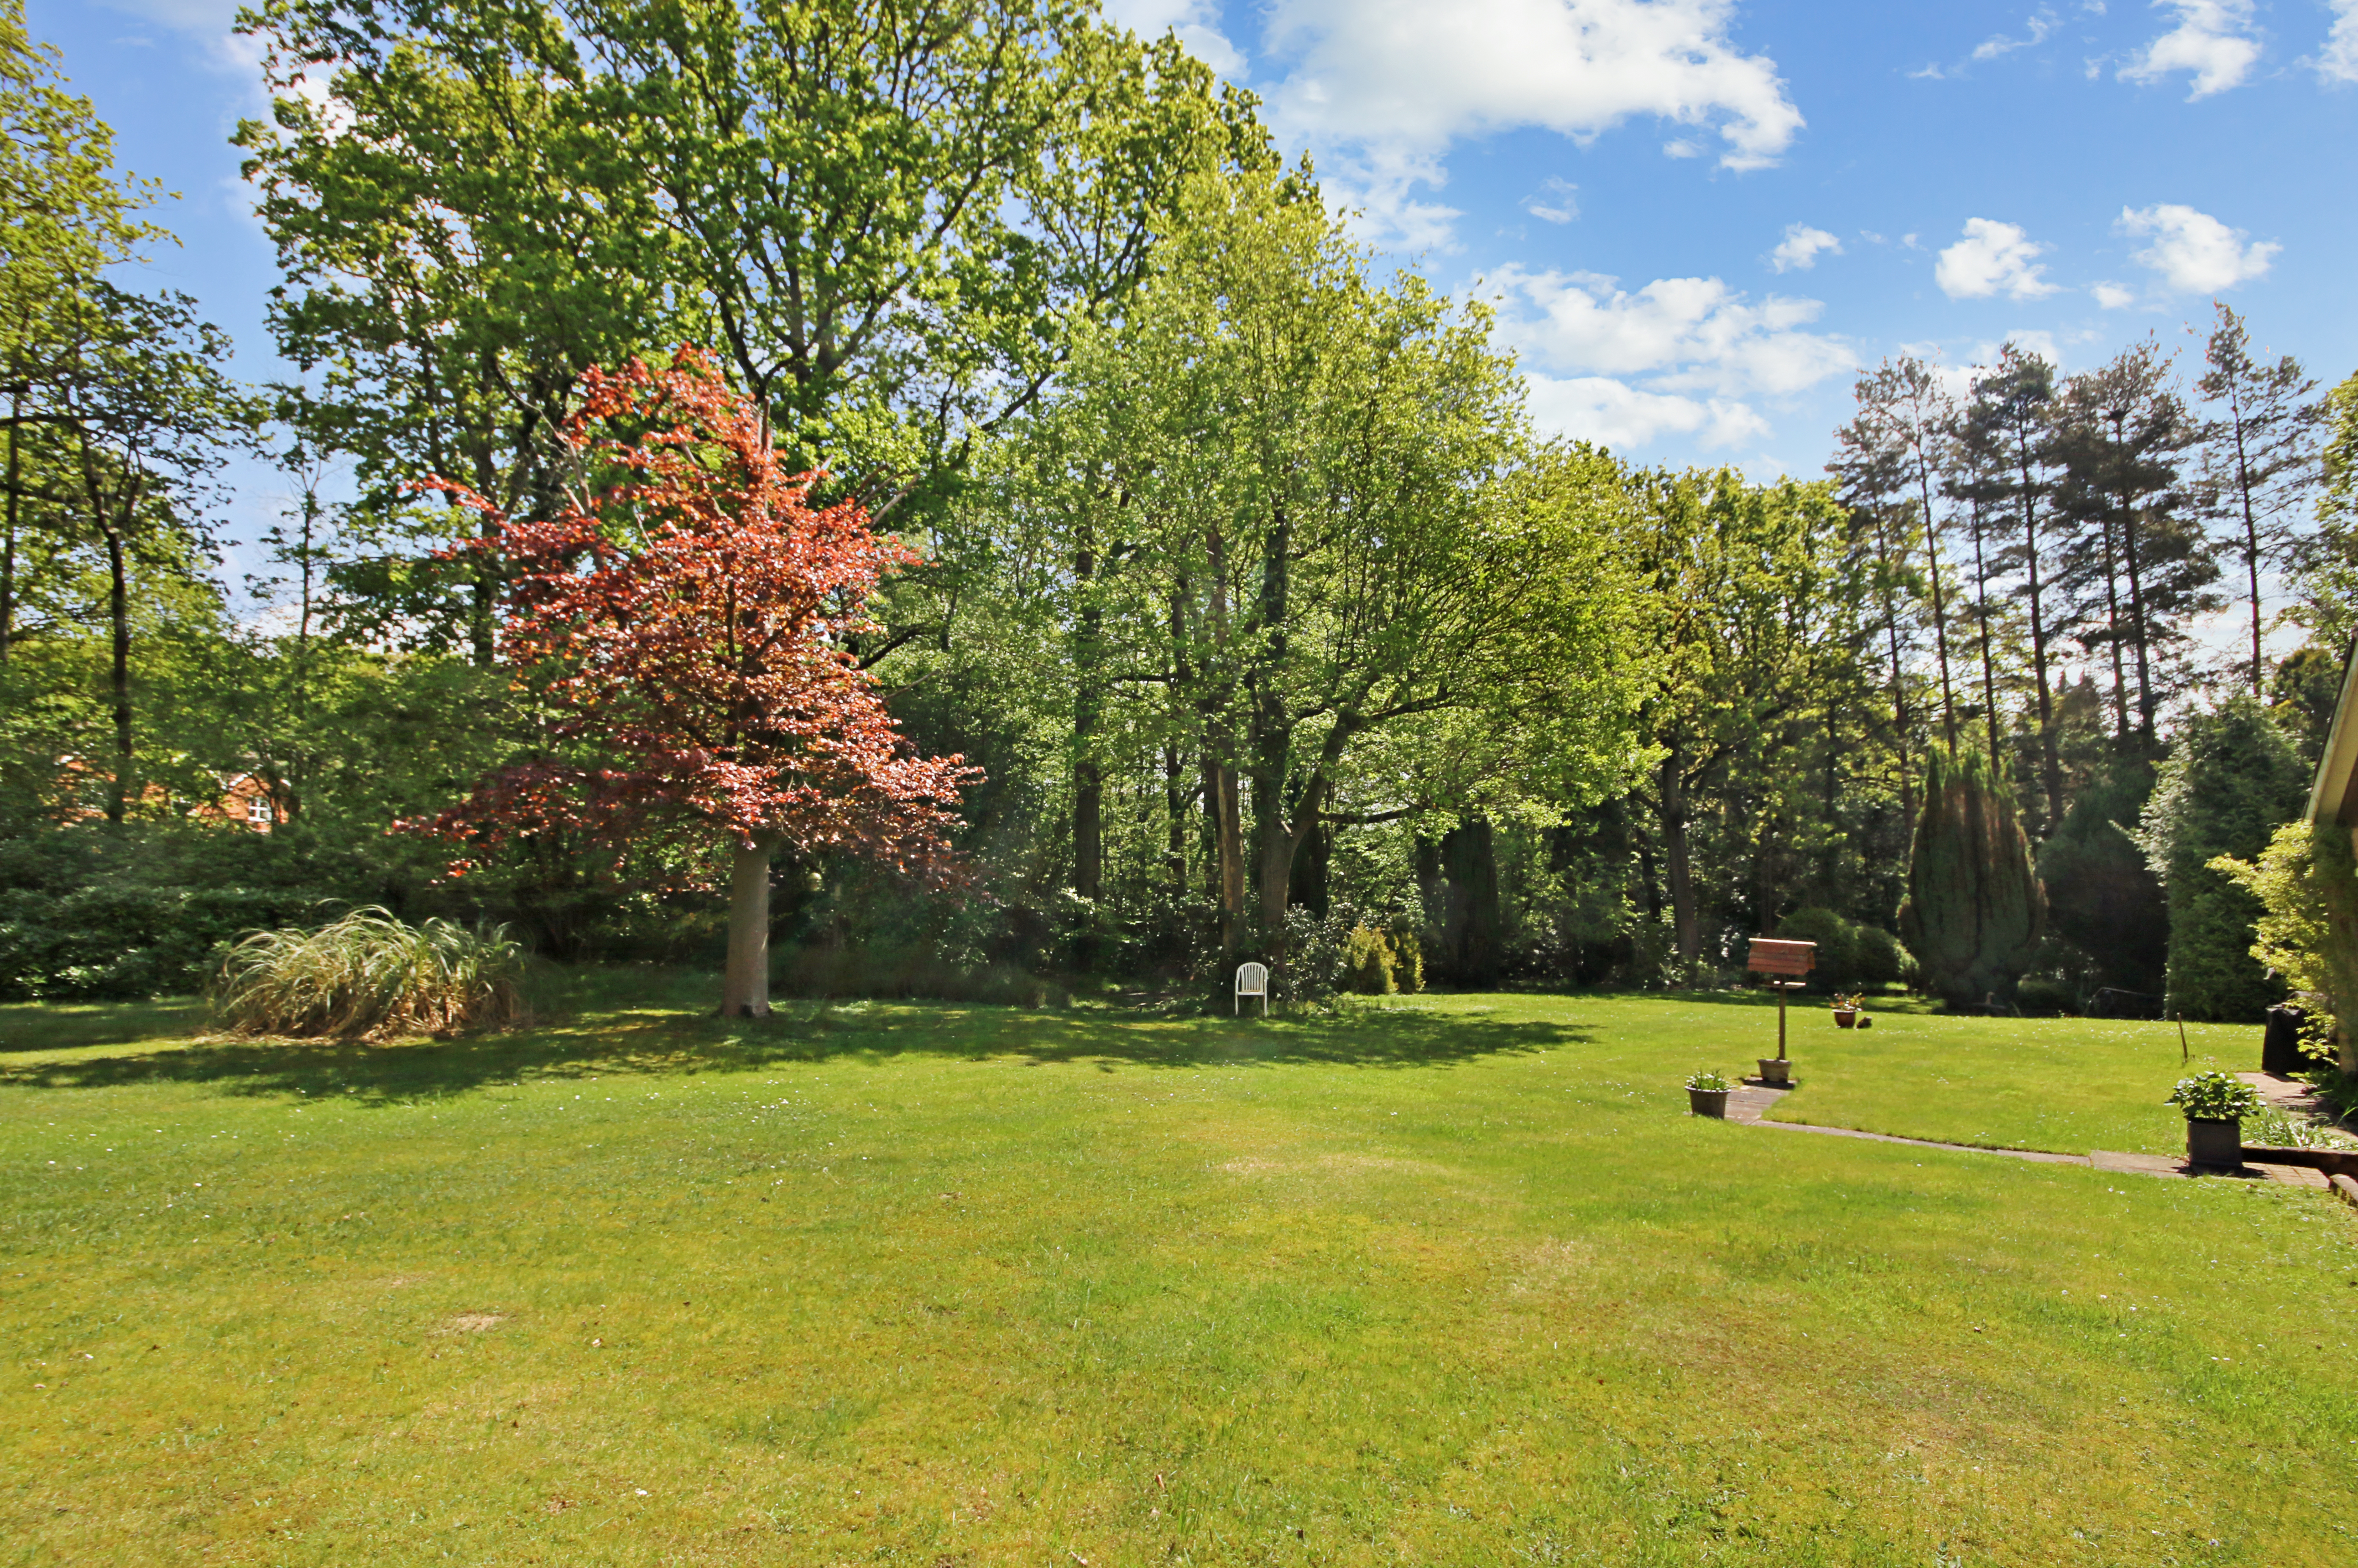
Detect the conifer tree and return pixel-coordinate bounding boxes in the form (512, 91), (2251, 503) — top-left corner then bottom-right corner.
(1899, 745), (2045, 1009)
(2138, 696), (2309, 1023)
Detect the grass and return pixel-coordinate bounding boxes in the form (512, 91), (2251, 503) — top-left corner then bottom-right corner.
(4, 978), (2356, 1566)
(1755, 994), (2263, 1156)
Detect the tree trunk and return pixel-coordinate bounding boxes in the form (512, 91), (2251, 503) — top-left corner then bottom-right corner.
(721, 834), (782, 1017)
(2120, 499), (2156, 748)
(1437, 818), (1501, 985)
(1, 393), (18, 664)
(1912, 467), (1959, 749)
(2229, 397), (2266, 696)
(2015, 434), (2062, 830)
(1659, 745), (1699, 962)
(1163, 742), (1187, 893)
(1968, 500), (2003, 762)
(1071, 532), (1102, 907)
(1248, 497), (1291, 956)
(1205, 752), (1243, 952)
(1289, 819), (1330, 917)
(105, 524), (132, 825)
(2096, 501), (2130, 745)
(1867, 503), (1914, 827)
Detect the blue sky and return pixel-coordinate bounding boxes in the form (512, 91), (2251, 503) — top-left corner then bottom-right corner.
(33, 0), (2358, 551)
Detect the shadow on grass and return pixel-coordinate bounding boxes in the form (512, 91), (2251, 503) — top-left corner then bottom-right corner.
(0, 968), (1588, 1104)
(0, 998), (207, 1053)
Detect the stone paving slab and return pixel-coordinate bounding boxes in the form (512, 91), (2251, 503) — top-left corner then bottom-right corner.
(2234, 1071), (2322, 1110)
(2089, 1148), (2330, 1187)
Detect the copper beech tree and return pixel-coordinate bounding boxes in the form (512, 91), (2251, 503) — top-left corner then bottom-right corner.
(411, 351), (976, 1016)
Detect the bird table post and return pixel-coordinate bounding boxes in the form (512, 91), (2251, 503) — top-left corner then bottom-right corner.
(1746, 939), (1816, 1065)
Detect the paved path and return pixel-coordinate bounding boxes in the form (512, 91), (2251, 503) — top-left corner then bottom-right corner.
(2236, 1070), (2325, 1111)
(1724, 1079), (2331, 1189)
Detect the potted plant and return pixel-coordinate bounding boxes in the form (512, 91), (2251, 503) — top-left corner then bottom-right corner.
(1832, 991), (1863, 1029)
(1686, 1070), (1733, 1118)
(1755, 1054), (1791, 1086)
(2165, 1069), (2262, 1167)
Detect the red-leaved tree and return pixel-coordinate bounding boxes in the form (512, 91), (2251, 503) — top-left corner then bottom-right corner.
(410, 349), (977, 1016)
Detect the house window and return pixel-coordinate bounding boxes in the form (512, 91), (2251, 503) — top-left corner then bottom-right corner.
(247, 796), (274, 826)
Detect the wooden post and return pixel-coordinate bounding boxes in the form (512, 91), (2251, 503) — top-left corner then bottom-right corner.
(1777, 981), (1788, 1060)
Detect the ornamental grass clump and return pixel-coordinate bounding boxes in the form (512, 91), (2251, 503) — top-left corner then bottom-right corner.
(2164, 1069), (2262, 1122)
(210, 907), (525, 1040)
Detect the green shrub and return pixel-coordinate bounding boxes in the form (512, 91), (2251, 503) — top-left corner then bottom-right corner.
(2211, 820), (2358, 1067)
(2164, 1069), (2263, 1121)
(1386, 916), (1425, 993)
(1776, 907), (1915, 991)
(2015, 976), (2076, 1016)
(1774, 907), (1857, 986)
(210, 907), (526, 1040)
(1340, 926), (1398, 995)
(1852, 924), (1915, 988)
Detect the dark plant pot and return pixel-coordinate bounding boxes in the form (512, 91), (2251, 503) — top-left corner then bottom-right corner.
(2186, 1117), (2242, 1168)
(1755, 1058), (1791, 1086)
(1834, 1009), (1859, 1029)
(1688, 1088), (1730, 1119)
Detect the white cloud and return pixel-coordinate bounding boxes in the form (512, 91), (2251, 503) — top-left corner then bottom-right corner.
(2318, 0), (2358, 82)
(1490, 265), (1851, 451)
(2119, 0), (2262, 98)
(1262, 0), (1802, 246)
(1523, 177), (1580, 224)
(2092, 280), (2139, 308)
(1769, 223), (1841, 273)
(1973, 10), (2061, 60)
(1523, 373), (1768, 449)
(2117, 202), (2278, 290)
(1491, 265), (1854, 394)
(1101, 0), (1245, 75)
(1935, 218), (2059, 299)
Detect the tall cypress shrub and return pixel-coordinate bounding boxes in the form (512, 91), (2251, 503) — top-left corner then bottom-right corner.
(1900, 747), (2046, 1008)
(2139, 697), (2310, 1022)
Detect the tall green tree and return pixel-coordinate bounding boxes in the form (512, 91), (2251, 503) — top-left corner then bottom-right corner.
(1017, 167), (1641, 975)
(49, 284), (250, 823)
(1961, 344), (2065, 832)
(1620, 467), (1867, 964)
(2138, 696), (2310, 1022)
(2046, 337), (2213, 752)
(0, 0), (164, 661)
(1898, 745), (2044, 1009)
(238, 0), (1257, 657)
(2195, 304), (2321, 695)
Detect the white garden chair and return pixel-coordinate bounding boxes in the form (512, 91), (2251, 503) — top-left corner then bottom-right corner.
(1234, 961), (1269, 1016)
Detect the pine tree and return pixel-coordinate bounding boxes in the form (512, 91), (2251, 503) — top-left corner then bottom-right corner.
(1899, 746), (2045, 1009)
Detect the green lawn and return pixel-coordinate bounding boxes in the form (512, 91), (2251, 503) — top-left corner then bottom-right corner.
(1751, 993), (2261, 1156)
(4, 979), (2354, 1566)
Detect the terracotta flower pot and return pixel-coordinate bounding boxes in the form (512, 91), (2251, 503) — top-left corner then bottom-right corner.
(1688, 1088), (1730, 1119)
(1834, 1008), (1859, 1029)
(2186, 1116), (2242, 1168)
